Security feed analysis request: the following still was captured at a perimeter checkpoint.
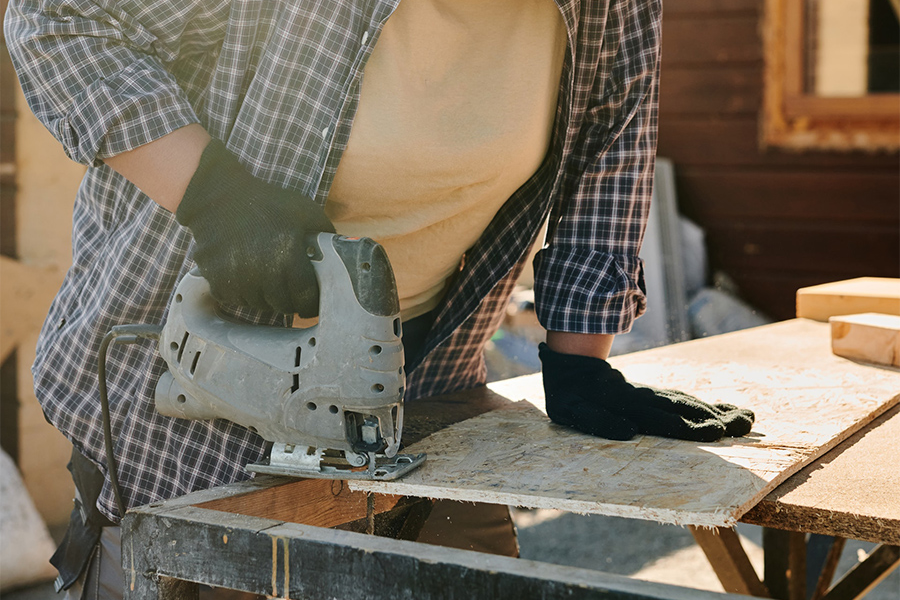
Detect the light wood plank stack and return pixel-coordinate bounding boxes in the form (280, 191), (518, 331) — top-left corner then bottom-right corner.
(796, 277), (900, 322)
(830, 313), (900, 368)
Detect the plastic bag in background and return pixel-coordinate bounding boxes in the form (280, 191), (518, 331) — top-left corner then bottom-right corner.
(0, 448), (57, 591)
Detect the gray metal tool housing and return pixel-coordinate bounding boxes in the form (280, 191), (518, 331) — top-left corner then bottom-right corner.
(155, 233), (424, 479)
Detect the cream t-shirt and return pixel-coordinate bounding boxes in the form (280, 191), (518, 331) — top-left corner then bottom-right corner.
(326, 0), (567, 320)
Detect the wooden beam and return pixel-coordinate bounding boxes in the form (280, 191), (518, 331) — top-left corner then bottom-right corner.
(0, 256), (63, 363)
(830, 313), (900, 368)
(821, 544), (900, 600)
(196, 477), (403, 529)
(690, 526), (770, 597)
(123, 505), (759, 600)
(763, 528), (806, 600)
(809, 537), (846, 600)
(796, 278), (900, 322)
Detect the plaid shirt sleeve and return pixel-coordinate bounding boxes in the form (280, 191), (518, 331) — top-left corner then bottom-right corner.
(533, 0), (661, 335)
(3, 0), (218, 166)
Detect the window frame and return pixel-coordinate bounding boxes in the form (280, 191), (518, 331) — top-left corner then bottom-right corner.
(762, 0), (900, 151)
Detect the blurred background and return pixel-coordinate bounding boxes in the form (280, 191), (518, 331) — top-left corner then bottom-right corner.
(1, 0), (898, 596)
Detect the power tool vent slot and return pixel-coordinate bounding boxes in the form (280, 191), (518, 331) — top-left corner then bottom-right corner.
(190, 351), (201, 376)
(177, 331), (189, 363)
(291, 346), (302, 393)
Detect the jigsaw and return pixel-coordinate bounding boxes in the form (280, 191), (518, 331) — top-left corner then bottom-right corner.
(153, 232), (425, 481)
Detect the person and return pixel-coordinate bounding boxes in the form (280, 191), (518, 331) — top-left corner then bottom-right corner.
(5, 0), (753, 597)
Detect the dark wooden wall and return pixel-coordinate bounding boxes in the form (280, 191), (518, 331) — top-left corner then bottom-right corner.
(0, 0), (20, 464)
(658, 0), (900, 320)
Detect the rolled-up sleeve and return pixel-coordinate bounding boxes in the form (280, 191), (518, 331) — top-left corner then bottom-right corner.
(534, 0), (661, 335)
(3, 0), (211, 166)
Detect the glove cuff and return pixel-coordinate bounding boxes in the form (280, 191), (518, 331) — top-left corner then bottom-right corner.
(176, 139), (251, 227)
(538, 342), (615, 373)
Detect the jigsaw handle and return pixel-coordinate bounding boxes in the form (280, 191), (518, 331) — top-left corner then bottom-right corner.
(321, 235), (399, 318)
(155, 233), (406, 458)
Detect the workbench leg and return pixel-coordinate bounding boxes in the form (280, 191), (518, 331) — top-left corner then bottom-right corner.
(128, 574), (200, 600)
(690, 526), (770, 597)
(159, 577), (200, 600)
(808, 536), (846, 600)
(821, 544), (900, 600)
(763, 528), (806, 600)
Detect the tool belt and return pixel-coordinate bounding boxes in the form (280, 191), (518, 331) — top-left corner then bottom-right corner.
(51, 448), (115, 592)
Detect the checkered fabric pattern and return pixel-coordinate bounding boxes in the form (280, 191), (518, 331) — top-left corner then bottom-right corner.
(5, 0), (660, 521)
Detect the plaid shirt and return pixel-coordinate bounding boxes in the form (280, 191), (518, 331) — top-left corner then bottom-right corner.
(6, 0), (659, 521)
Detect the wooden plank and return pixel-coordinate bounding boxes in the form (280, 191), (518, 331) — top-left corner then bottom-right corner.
(352, 320), (900, 528)
(0, 182), (15, 257)
(0, 352), (17, 463)
(196, 477), (403, 529)
(673, 170), (900, 222)
(830, 313), (900, 367)
(663, 0), (759, 15)
(702, 221), (899, 275)
(742, 404), (900, 544)
(659, 118), (900, 169)
(689, 526), (770, 597)
(663, 15), (762, 66)
(762, 528), (807, 600)
(659, 66), (762, 116)
(810, 537), (846, 600)
(797, 278), (900, 322)
(821, 544), (900, 600)
(0, 256), (65, 363)
(122, 505), (756, 600)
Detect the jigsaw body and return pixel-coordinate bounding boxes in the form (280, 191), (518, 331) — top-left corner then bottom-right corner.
(154, 233), (424, 480)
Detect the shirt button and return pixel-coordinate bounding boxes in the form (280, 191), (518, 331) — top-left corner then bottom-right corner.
(361, 31), (369, 45)
(322, 126), (330, 138)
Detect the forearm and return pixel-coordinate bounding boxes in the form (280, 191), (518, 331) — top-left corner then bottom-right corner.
(545, 331), (614, 360)
(103, 124), (211, 213)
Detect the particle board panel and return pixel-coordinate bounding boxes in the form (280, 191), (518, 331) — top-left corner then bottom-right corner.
(742, 404), (900, 544)
(353, 320), (900, 528)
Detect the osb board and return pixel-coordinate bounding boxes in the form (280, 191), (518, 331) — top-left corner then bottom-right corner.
(352, 320), (900, 527)
(742, 404), (900, 544)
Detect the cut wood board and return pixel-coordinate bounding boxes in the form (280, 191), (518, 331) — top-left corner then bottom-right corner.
(796, 277), (900, 322)
(830, 313), (900, 367)
(352, 320), (900, 528)
(742, 404), (900, 544)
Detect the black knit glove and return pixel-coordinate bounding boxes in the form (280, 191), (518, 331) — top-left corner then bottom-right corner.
(176, 140), (336, 316)
(538, 343), (754, 442)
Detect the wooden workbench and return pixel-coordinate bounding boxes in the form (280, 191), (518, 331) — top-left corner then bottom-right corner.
(122, 320), (900, 599)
